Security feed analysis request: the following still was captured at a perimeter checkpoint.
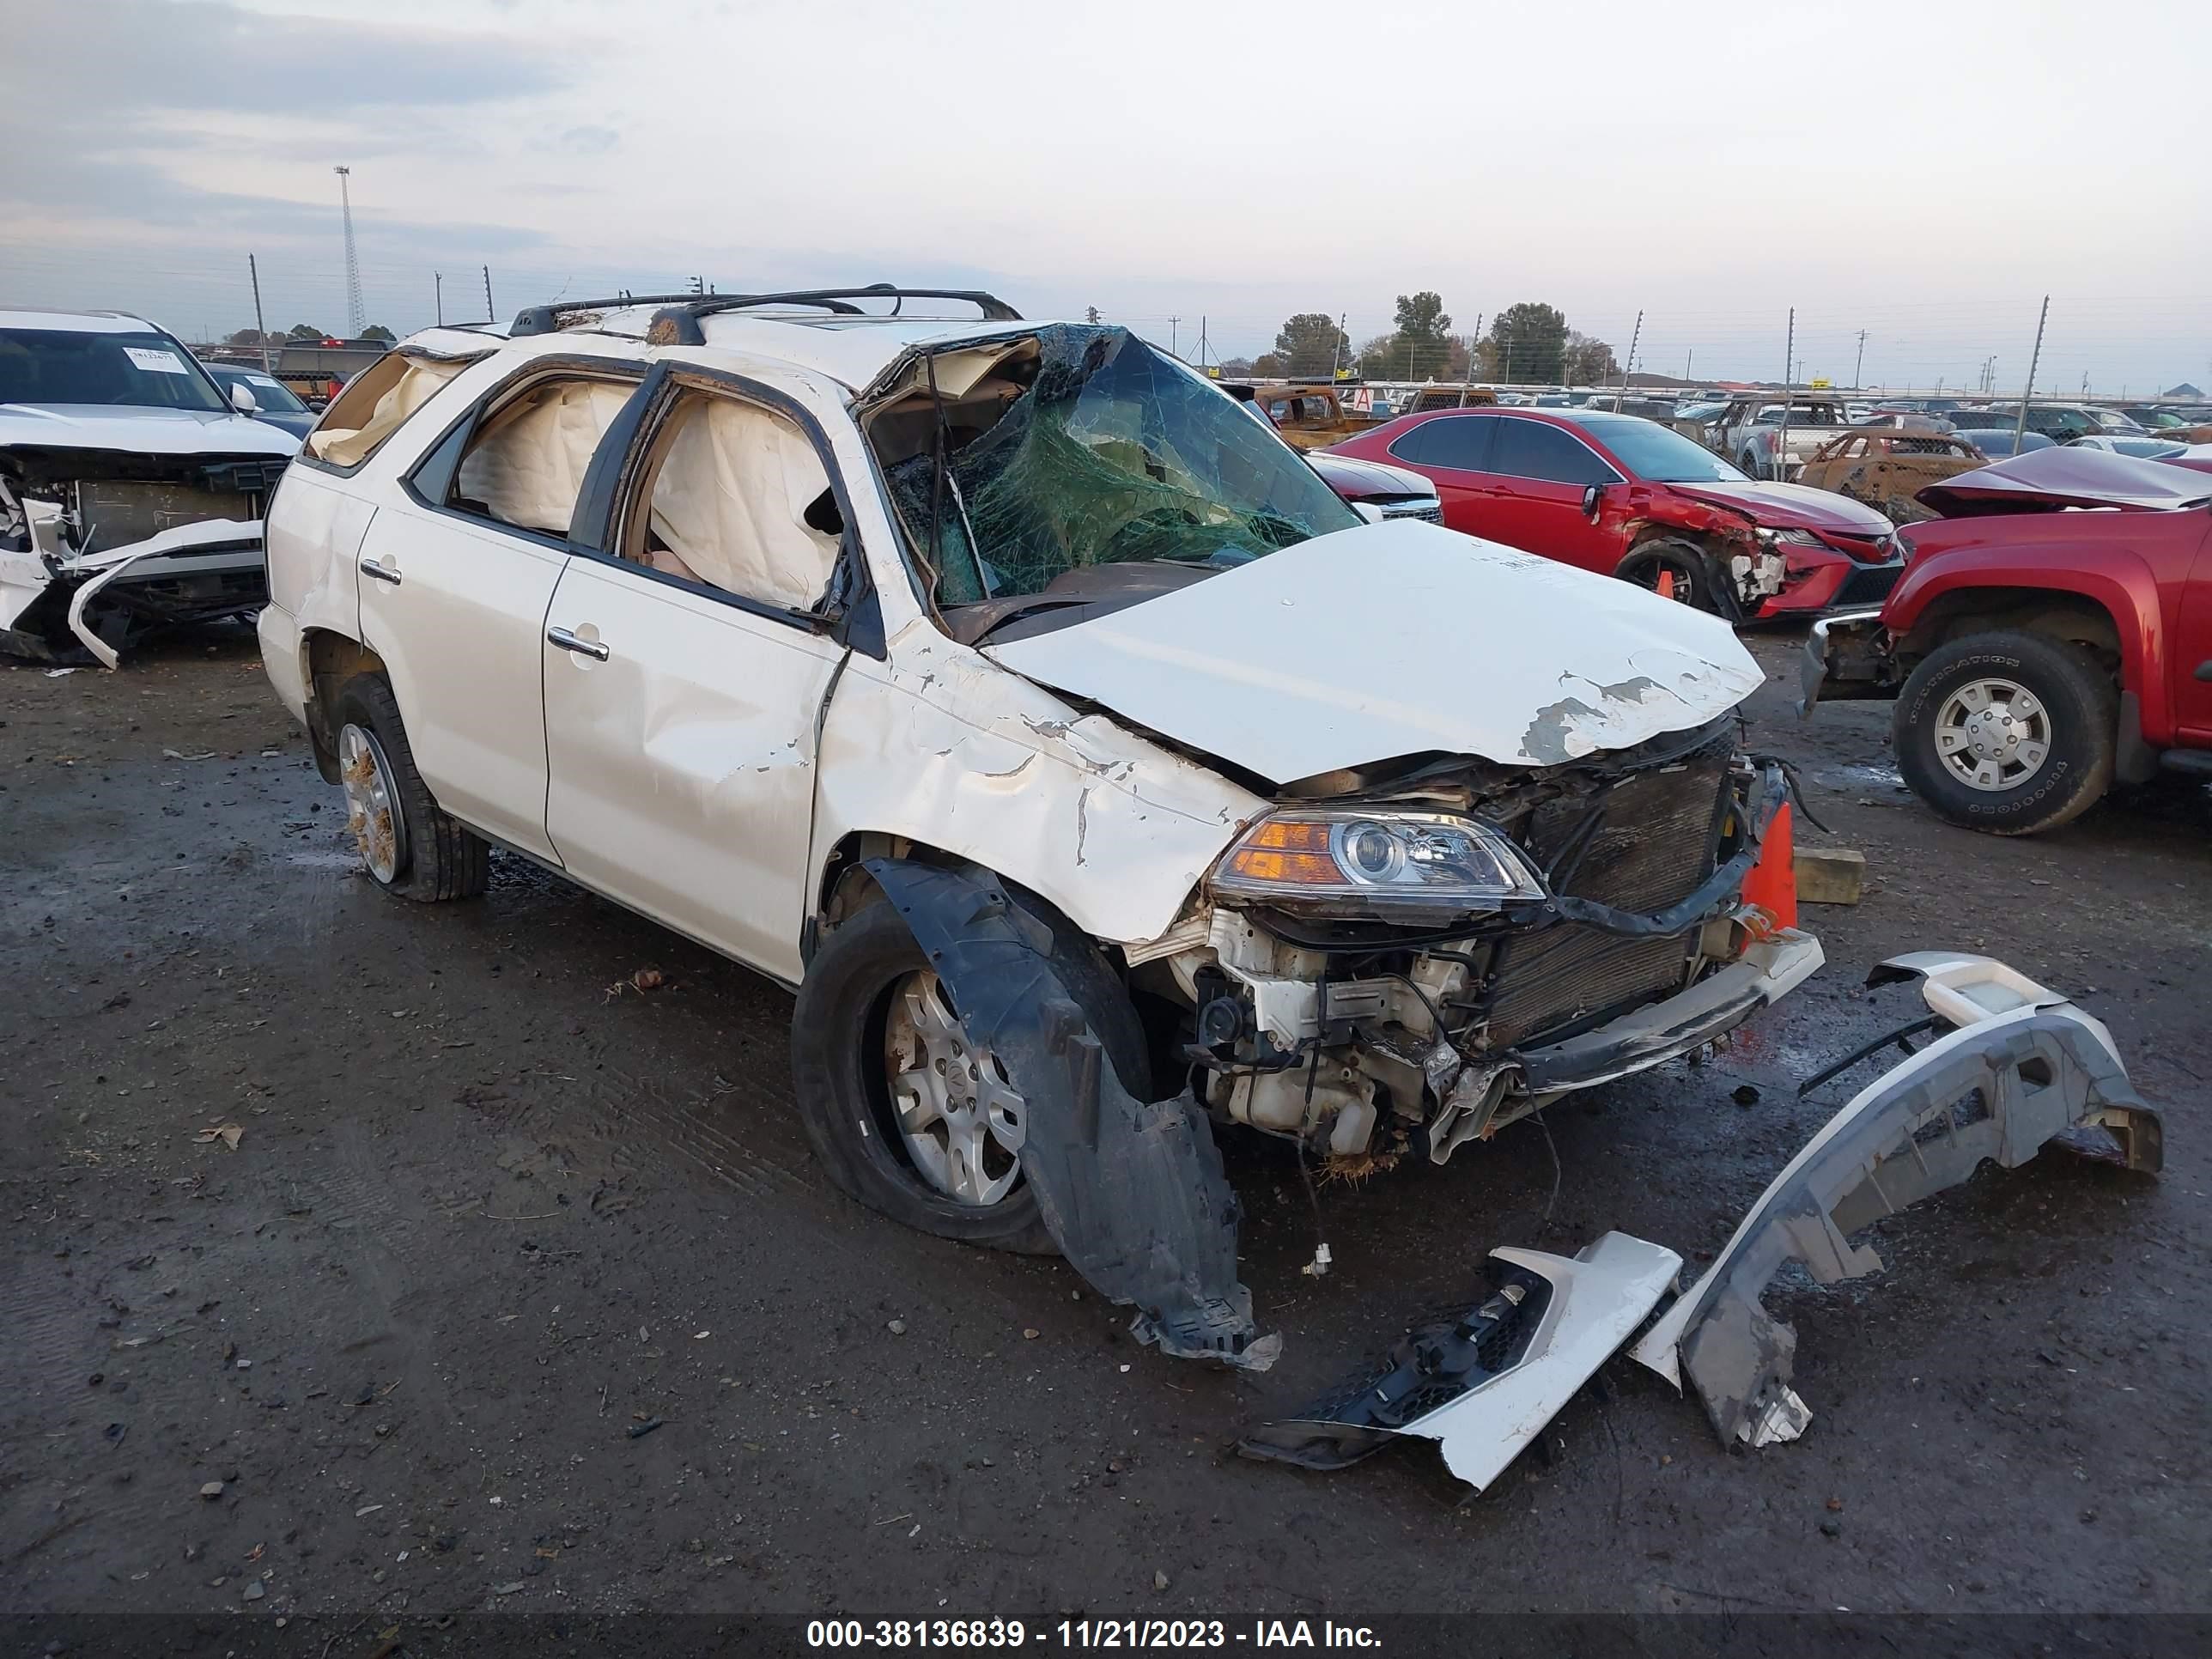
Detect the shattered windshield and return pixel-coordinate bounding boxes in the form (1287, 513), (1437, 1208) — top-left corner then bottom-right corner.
(0, 328), (228, 412)
(884, 326), (1358, 606)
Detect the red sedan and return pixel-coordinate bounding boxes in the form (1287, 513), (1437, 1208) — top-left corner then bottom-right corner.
(1325, 407), (1903, 619)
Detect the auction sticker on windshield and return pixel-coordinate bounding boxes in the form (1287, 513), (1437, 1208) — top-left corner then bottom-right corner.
(123, 347), (187, 374)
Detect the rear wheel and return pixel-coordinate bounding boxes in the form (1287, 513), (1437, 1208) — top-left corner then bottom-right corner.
(332, 676), (490, 900)
(1893, 632), (2117, 834)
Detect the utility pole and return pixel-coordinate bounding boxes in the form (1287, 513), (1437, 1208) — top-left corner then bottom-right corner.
(334, 167), (365, 338)
(434, 271), (443, 327)
(483, 266), (495, 325)
(1459, 313), (1482, 406)
(1328, 313), (1346, 385)
(1167, 315), (1179, 357)
(1195, 315), (1210, 371)
(247, 253), (271, 372)
(1853, 328), (1868, 390)
(1685, 346), (1693, 382)
(2013, 295), (2050, 452)
(1776, 307), (1795, 483)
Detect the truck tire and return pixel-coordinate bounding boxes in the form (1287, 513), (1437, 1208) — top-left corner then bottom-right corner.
(790, 895), (1150, 1255)
(1893, 631), (2118, 835)
(332, 676), (491, 900)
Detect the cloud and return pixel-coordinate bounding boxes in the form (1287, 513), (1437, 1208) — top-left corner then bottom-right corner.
(559, 125), (620, 156)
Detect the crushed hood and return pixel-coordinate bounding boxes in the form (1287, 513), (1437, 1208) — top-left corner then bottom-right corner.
(0, 402), (300, 460)
(981, 520), (1764, 784)
(1668, 479), (1894, 536)
(1917, 445), (2212, 516)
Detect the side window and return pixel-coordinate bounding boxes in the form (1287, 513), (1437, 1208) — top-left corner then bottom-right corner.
(1388, 414), (1493, 471)
(448, 376), (635, 536)
(303, 352), (472, 468)
(1490, 420), (1619, 485)
(621, 391), (843, 612)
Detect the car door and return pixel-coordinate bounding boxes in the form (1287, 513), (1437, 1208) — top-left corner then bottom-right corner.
(540, 369), (855, 986)
(356, 362), (647, 861)
(1383, 412), (1498, 534)
(1477, 416), (1626, 574)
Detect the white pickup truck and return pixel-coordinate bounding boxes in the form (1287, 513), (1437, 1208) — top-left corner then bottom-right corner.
(1705, 396), (1853, 481)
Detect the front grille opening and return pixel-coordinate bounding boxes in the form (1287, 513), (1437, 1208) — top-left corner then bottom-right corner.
(1480, 740), (1732, 1049)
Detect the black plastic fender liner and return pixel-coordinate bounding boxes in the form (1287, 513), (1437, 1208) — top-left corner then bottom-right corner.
(863, 859), (1279, 1370)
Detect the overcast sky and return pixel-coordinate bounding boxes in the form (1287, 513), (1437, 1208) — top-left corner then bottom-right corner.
(5, 0), (2209, 393)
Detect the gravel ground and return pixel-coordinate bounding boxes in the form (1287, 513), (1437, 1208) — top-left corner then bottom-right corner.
(3, 623), (2207, 1638)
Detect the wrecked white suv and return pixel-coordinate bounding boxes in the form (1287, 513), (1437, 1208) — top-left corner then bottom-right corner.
(1, 308), (298, 664)
(261, 287), (1830, 1369)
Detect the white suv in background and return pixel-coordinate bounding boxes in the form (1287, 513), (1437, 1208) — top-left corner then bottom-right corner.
(258, 286), (1816, 1370)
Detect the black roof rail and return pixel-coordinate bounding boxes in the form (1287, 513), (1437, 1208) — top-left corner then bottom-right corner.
(511, 283), (1021, 342)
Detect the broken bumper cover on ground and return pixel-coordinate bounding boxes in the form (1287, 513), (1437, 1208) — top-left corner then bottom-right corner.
(866, 860), (1279, 1371)
(1629, 951), (2163, 1448)
(1238, 1231), (1680, 1489)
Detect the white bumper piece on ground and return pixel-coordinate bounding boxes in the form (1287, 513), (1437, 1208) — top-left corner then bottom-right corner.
(1629, 951), (2163, 1448)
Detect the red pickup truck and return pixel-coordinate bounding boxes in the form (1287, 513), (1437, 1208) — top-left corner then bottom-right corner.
(1802, 447), (2212, 833)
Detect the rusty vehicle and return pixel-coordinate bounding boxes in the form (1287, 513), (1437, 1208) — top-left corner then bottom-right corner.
(1248, 383), (1389, 450)
(1397, 385), (1500, 416)
(1796, 430), (1984, 524)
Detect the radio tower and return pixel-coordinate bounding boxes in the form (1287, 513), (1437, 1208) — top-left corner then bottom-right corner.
(335, 166), (365, 339)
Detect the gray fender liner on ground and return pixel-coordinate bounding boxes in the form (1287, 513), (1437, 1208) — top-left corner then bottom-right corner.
(865, 859), (1278, 1370)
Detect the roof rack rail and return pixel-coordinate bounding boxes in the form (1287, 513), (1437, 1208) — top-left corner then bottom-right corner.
(510, 283), (1021, 342)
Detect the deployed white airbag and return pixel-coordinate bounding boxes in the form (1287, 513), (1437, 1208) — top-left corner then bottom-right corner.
(306, 355), (469, 467)
(457, 380), (633, 535)
(647, 399), (839, 610)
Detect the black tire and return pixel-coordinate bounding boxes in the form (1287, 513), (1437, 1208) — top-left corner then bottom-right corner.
(332, 675), (490, 901)
(1893, 631), (2118, 835)
(1740, 450), (1766, 480)
(789, 891), (1150, 1255)
(1616, 537), (1728, 617)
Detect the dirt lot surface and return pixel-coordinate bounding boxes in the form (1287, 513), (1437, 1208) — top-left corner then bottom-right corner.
(4, 625), (2208, 1639)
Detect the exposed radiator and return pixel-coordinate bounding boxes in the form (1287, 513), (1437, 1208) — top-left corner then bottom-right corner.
(1482, 746), (1730, 1050)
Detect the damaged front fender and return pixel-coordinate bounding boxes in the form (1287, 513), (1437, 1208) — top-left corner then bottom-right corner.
(864, 858), (1277, 1370)
(1629, 952), (2162, 1447)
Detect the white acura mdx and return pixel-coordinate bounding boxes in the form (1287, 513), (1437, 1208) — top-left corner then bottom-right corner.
(259, 286), (1820, 1366)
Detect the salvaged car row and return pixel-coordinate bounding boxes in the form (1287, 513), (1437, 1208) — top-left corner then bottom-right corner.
(5, 287), (2187, 1491)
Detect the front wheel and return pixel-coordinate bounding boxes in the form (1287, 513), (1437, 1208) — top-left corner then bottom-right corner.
(1616, 537), (1727, 616)
(789, 894), (1149, 1255)
(1892, 632), (2117, 834)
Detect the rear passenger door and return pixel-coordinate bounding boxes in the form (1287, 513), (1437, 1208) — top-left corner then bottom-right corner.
(1478, 417), (1625, 574)
(1384, 413), (1498, 535)
(356, 362), (647, 861)
(540, 370), (857, 985)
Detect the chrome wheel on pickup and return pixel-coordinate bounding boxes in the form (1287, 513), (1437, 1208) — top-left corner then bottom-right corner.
(1893, 631), (2118, 836)
(1931, 676), (2051, 791)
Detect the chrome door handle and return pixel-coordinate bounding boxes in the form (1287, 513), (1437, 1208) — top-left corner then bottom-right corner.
(547, 625), (609, 661)
(359, 556), (401, 586)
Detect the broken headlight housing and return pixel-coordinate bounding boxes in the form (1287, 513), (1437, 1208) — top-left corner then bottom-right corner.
(1755, 526), (1825, 548)
(1208, 810), (1545, 915)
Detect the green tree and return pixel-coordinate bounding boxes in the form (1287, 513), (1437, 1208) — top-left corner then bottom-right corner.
(1388, 291), (1454, 379)
(1476, 302), (1570, 386)
(1564, 330), (1618, 385)
(1218, 356), (1255, 378)
(1354, 332), (1395, 377)
(286, 323), (324, 340)
(1273, 313), (1349, 379)
(362, 323), (396, 343)
(1250, 352), (1285, 379)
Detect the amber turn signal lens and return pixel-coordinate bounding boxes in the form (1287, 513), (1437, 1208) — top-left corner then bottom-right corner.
(1222, 818), (1339, 884)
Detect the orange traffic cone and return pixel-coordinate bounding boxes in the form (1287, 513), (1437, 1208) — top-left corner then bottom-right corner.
(1741, 800), (1798, 933)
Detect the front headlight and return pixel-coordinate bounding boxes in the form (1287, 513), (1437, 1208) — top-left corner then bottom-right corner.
(1755, 526), (1824, 547)
(1207, 810), (1545, 914)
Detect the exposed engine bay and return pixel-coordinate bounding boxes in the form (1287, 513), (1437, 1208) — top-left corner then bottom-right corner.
(0, 444), (284, 663)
